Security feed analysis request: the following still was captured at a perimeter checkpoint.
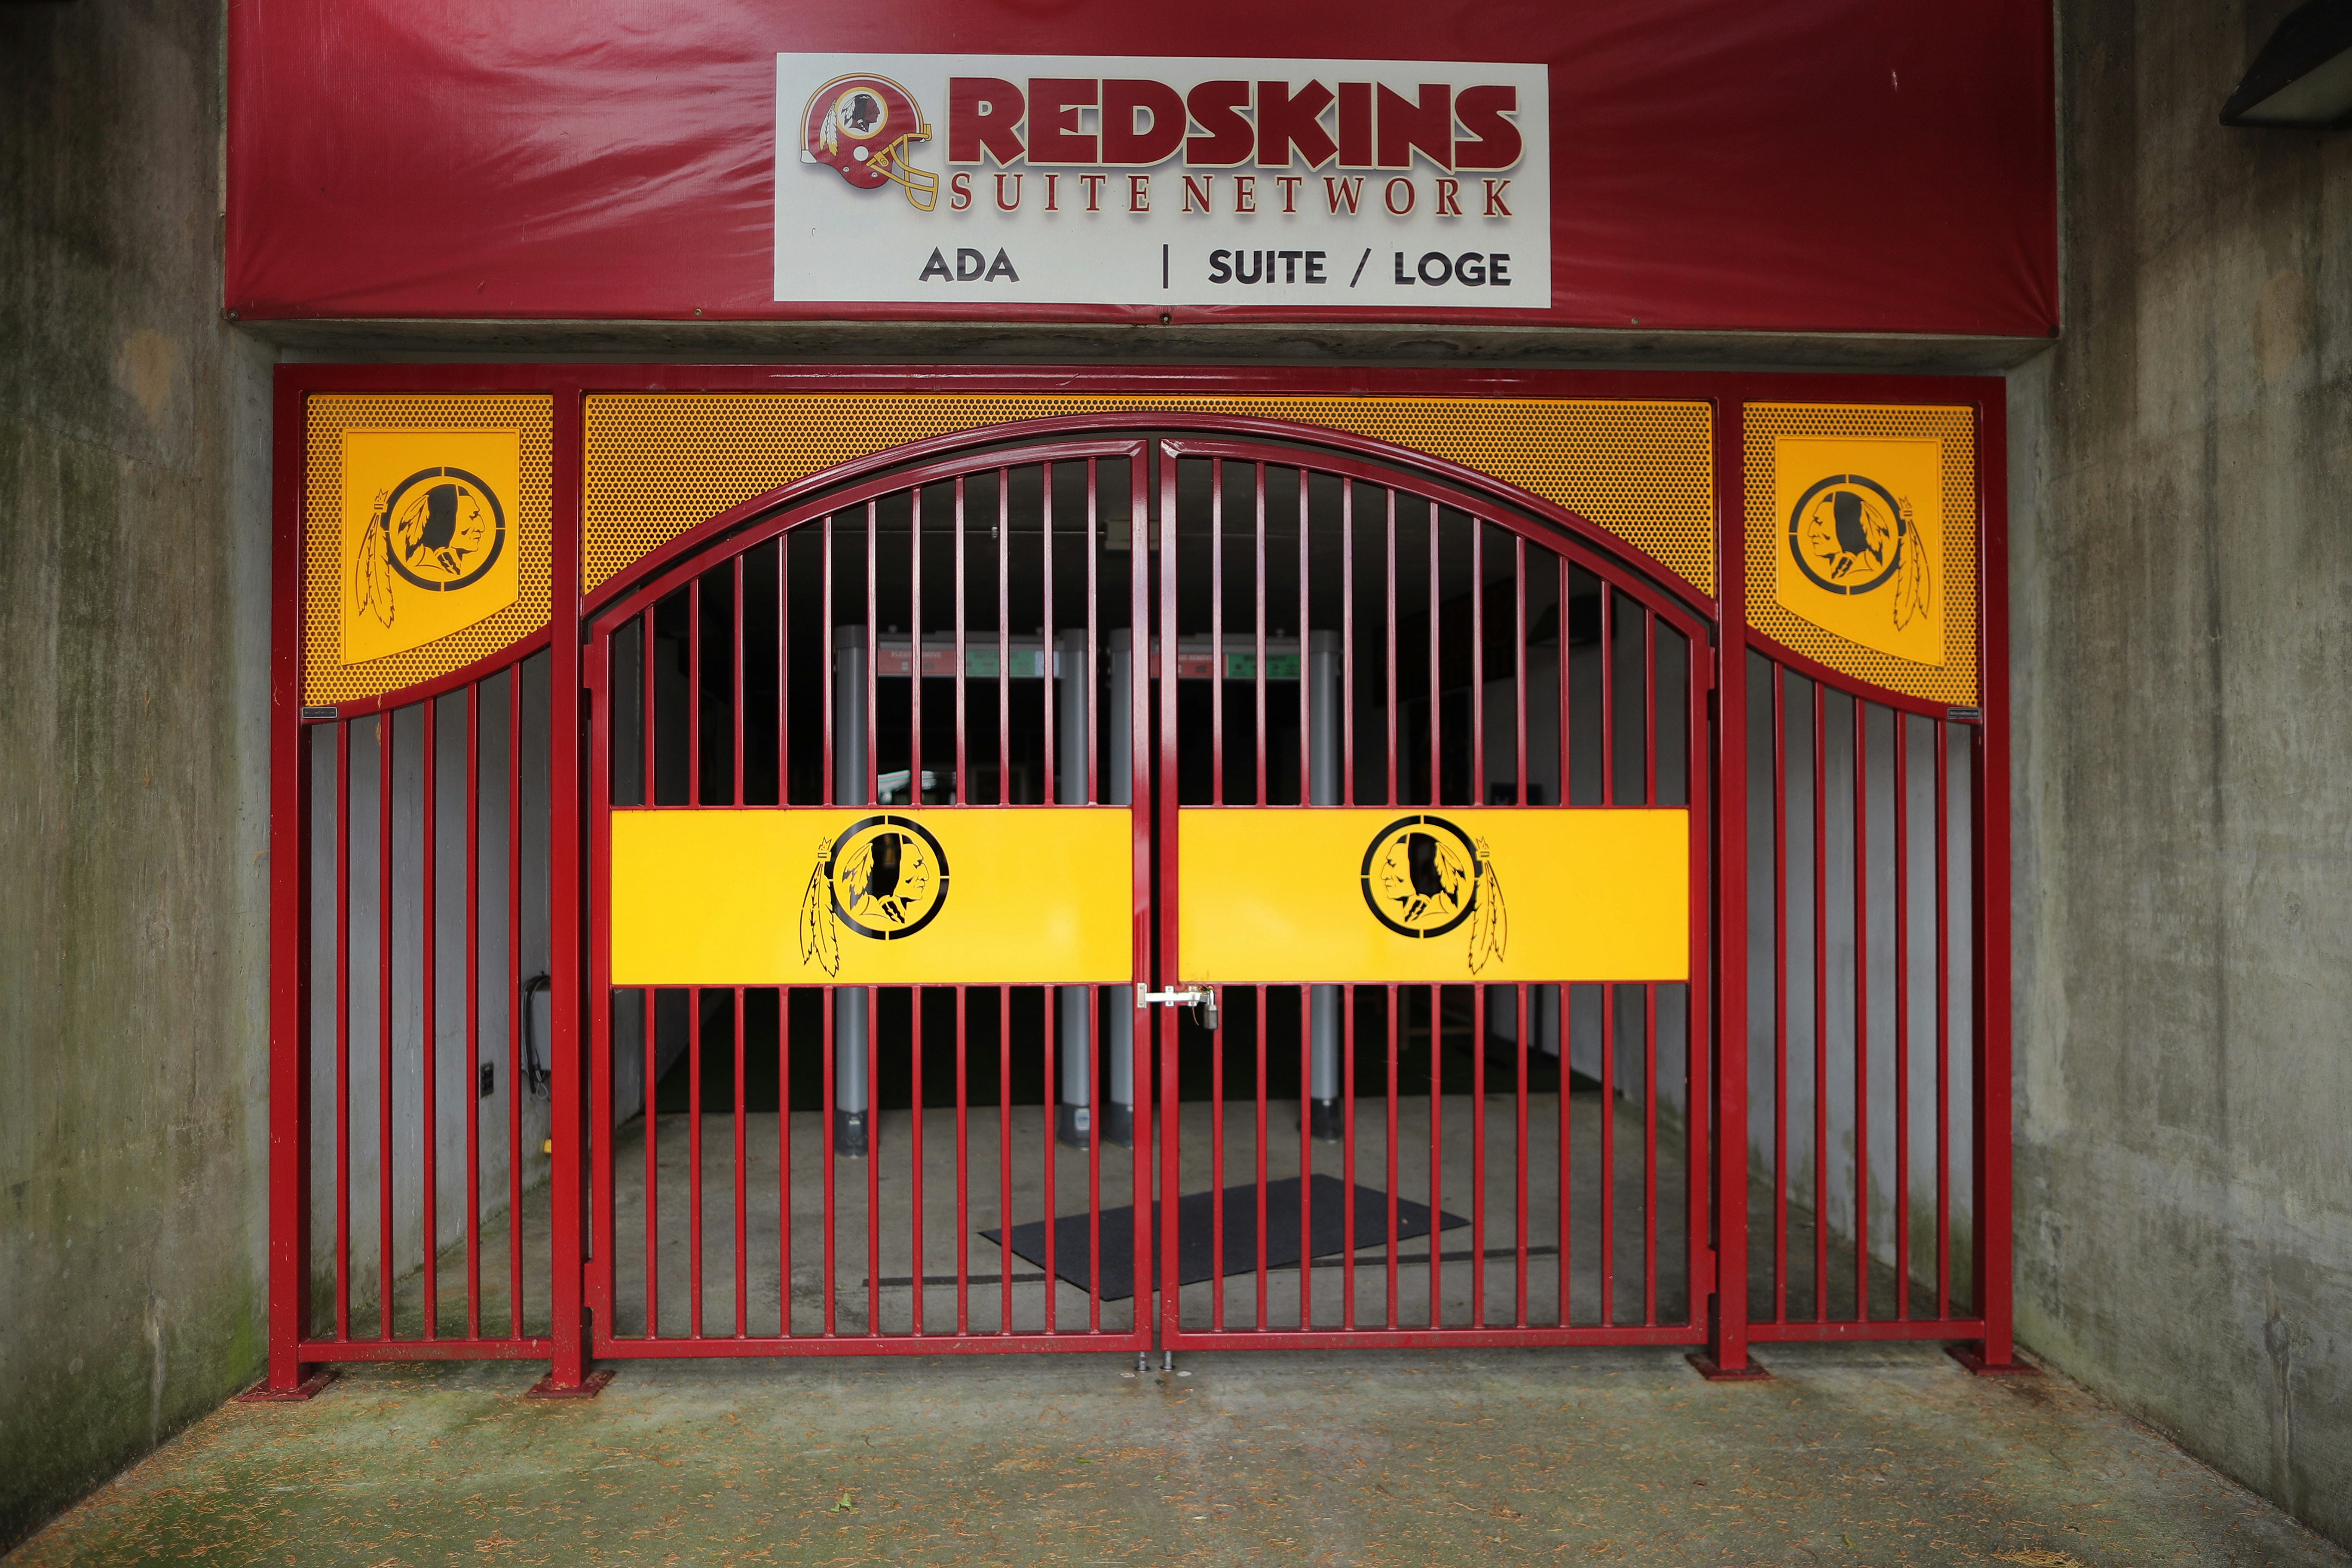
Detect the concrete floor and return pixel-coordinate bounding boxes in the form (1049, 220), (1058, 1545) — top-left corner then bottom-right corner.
(10, 1344), (2347, 1567)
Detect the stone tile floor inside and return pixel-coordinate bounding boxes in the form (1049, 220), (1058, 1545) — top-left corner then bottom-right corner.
(10, 1344), (2346, 1567)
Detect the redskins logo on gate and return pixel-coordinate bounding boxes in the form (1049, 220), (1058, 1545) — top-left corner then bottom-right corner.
(797, 815), (951, 977)
(1360, 814), (1509, 975)
(351, 466), (508, 631)
(1787, 473), (1930, 634)
(799, 74), (938, 211)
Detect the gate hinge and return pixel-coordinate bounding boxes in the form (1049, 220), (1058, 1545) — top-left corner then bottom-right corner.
(1695, 1248), (1718, 1297)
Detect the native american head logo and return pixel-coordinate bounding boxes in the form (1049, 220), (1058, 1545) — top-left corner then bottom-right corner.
(1360, 814), (1507, 975)
(351, 466), (508, 631)
(798, 815), (951, 977)
(1787, 473), (1930, 635)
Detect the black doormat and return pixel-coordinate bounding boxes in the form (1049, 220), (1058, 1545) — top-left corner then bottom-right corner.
(981, 1174), (1467, 1302)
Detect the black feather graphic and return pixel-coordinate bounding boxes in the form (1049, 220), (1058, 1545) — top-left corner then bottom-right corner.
(798, 836), (839, 977)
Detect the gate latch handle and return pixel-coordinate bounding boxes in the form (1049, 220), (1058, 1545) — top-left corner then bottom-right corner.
(1137, 984), (1218, 1032)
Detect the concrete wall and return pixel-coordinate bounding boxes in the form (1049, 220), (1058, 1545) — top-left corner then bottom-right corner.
(2009, 0), (2352, 1544)
(0, 0), (273, 1548)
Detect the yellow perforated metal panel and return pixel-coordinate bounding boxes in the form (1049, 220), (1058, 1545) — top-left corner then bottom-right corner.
(1743, 404), (1978, 705)
(303, 395), (553, 706)
(582, 395), (1713, 594)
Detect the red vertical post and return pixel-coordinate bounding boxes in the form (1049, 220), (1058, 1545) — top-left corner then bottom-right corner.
(540, 380), (594, 1392)
(1153, 445), (1179, 1352)
(1698, 398), (1760, 1378)
(1967, 391), (2018, 1370)
(263, 376), (320, 1393)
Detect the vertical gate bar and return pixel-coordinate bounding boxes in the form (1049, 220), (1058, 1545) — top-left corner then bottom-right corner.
(1042, 462), (1055, 808)
(776, 537), (791, 1334)
(995, 472), (1010, 806)
(1254, 464), (1268, 810)
(1151, 444), (1174, 1352)
(643, 989), (658, 1337)
(820, 519), (836, 1340)
(999, 986), (1014, 1332)
(377, 711), (395, 1341)
(1811, 680), (1829, 1319)
(689, 576), (702, 807)
(1342, 482), (1355, 807)
(1085, 459), (1098, 805)
(1427, 983), (1442, 1328)
(868, 984), (882, 1334)
(1343, 985), (1358, 1329)
(911, 987), (925, 1337)
(1213, 457), (1225, 807)
(1707, 395), (1755, 1367)
(1298, 989), (1312, 1329)
(1044, 983), (1058, 1333)
(1472, 519), (1485, 808)
(1684, 633), (1715, 1333)
(689, 988), (704, 1338)
(1212, 984), (1226, 1333)
(335, 720), (353, 1341)
(1599, 982), (1615, 1327)
(956, 984), (969, 1335)
(1934, 722), (1951, 1321)
(544, 381), (589, 1384)
(1515, 980), (1529, 1328)
(790, 536), (799, 818)
(1514, 536), (1527, 804)
(1087, 980), (1102, 1332)
(465, 684), (482, 1339)
(1471, 983), (1486, 1329)
(643, 610), (657, 803)
(1600, 589), (1615, 806)
(779, 988), (793, 1337)
(1255, 987), (1269, 1331)
(1852, 697), (1871, 1321)
(870, 500), (882, 811)
(1773, 665), (1789, 1324)
(1471, 522), (1486, 1326)
(1644, 608), (1657, 806)
(733, 557), (745, 807)
(1893, 716), (1911, 1321)
(1385, 491), (1398, 808)
(1341, 485), (1359, 1328)
(1556, 557), (1572, 1328)
(1299, 463), (1311, 808)
(954, 481), (968, 810)
(1644, 983), (1658, 1325)
(1385, 983), (1400, 1329)
(822, 986), (837, 1336)
(420, 698), (438, 1338)
(1426, 499), (1440, 807)
(735, 986), (748, 1337)
(912, 482), (925, 807)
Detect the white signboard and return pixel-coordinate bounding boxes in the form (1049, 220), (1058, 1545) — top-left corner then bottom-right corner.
(774, 54), (1549, 309)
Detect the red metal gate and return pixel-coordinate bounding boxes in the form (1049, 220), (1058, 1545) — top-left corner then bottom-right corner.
(264, 383), (2015, 1394)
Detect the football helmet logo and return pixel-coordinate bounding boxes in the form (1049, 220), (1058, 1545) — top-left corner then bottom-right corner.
(800, 74), (937, 211)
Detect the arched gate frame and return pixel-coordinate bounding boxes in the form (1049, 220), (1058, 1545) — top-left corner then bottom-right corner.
(262, 368), (2015, 1396)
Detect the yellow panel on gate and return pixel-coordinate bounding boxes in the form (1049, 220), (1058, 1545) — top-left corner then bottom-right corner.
(584, 393), (1715, 594)
(611, 808), (1133, 986)
(1177, 808), (1688, 985)
(1744, 404), (1978, 704)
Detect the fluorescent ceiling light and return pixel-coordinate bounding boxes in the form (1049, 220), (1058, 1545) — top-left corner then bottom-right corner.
(2223, 0), (2352, 126)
